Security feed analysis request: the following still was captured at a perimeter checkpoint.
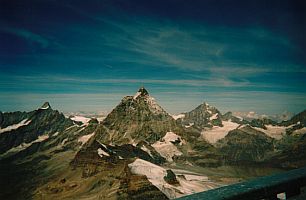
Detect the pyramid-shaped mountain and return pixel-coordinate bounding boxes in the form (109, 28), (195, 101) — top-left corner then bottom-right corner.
(177, 102), (223, 129)
(92, 87), (183, 145)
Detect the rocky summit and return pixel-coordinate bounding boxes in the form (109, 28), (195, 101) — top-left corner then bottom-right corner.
(93, 87), (183, 145)
(176, 102), (223, 129)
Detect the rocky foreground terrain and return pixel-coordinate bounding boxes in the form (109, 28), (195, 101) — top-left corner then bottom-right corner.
(0, 87), (305, 199)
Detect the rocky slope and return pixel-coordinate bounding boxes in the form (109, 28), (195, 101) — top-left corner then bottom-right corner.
(216, 125), (274, 164)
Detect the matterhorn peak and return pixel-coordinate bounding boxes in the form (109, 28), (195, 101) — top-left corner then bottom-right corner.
(133, 86), (149, 100)
(39, 102), (51, 110)
(138, 86), (149, 95)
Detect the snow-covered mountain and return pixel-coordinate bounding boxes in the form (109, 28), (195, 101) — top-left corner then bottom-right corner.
(1, 88), (306, 200)
(69, 87), (220, 199)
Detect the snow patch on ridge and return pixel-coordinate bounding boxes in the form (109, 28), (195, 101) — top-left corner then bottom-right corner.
(78, 132), (95, 145)
(209, 113), (218, 120)
(172, 114), (185, 120)
(253, 125), (287, 139)
(71, 116), (91, 125)
(133, 91), (142, 100)
(152, 132), (183, 162)
(292, 127), (306, 135)
(201, 120), (240, 144)
(40, 105), (50, 110)
(97, 148), (110, 157)
(140, 145), (153, 157)
(0, 119), (31, 134)
(163, 132), (182, 143)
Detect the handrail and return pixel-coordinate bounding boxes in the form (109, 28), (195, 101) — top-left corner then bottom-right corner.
(177, 166), (306, 200)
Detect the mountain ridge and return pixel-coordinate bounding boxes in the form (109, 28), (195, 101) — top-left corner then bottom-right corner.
(0, 87), (306, 199)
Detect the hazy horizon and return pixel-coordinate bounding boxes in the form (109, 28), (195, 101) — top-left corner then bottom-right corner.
(1, 0), (305, 115)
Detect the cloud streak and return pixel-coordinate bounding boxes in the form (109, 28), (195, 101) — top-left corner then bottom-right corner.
(0, 27), (50, 48)
(0, 0), (305, 114)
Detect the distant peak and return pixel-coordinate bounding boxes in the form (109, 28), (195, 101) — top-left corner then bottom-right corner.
(133, 87), (149, 100)
(39, 102), (51, 110)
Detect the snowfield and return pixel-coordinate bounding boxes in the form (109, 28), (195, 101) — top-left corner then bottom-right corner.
(253, 125), (287, 139)
(0, 119), (31, 134)
(201, 120), (240, 144)
(128, 158), (220, 199)
(209, 113), (218, 120)
(140, 145), (153, 157)
(172, 114), (185, 120)
(70, 116), (91, 125)
(292, 127), (306, 135)
(152, 132), (184, 162)
(78, 132), (95, 145)
(97, 148), (110, 157)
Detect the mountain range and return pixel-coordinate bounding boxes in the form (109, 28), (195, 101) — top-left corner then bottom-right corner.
(0, 87), (305, 199)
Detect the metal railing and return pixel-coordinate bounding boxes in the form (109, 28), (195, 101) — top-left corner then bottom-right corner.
(177, 166), (306, 200)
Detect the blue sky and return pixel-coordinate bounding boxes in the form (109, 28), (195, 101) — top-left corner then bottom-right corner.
(0, 0), (305, 115)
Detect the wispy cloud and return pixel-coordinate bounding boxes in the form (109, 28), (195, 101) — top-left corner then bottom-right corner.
(72, 16), (304, 79)
(0, 26), (50, 48)
(6, 75), (262, 88)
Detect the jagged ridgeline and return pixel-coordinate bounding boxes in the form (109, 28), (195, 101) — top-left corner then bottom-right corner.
(0, 102), (73, 154)
(1, 87), (306, 200)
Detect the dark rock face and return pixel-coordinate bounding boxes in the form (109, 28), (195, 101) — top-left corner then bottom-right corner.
(178, 102), (223, 129)
(164, 169), (179, 185)
(221, 111), (248, 124)
(88, 118), (99, 124)
(279, 110), (306, 135)
(0, 111), (3, 126)
(72, 139), (165, 173)
(138, 86), (149, 96)
(0, 111), (33, 129)
(281, 109), (306, 127)
(249, 119), (267, 129)
(249, 118), (277, 129)
(270, 133), (306, 169)
(217, 125), (274, 163)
